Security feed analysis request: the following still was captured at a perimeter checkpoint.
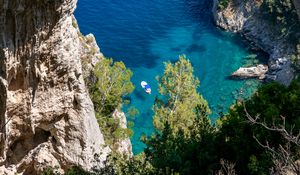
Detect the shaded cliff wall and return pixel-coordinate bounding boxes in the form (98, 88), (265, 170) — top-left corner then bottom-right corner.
(0, 0), (110, 174)
(213, 0), (300, 85)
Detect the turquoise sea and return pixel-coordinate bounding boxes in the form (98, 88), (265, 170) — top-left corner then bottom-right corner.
(75, 0), (263, 154)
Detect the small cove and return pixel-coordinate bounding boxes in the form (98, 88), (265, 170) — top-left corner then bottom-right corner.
(75, 0), (263, 154)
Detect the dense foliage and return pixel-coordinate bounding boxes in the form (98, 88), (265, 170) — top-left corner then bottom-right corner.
(89, 58), (134, 147)
(216, 80), (300, 174)
(90, 58), (134, 116)
(146, 56), (214, 174)
(153, 55), (210, 136)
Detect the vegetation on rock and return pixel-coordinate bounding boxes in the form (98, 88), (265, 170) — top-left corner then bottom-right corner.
(218, 0), (299, 46)
(217, 0), (229, 10)
(89, 58), (134, 147)
(261, 0), (300, 44)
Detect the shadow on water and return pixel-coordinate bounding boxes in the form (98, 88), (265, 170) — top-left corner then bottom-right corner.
(134, 89), (147, 101)
(210, 27), (270, 62)
(186, 43), (206, 53)
(117, 0), (215, 69)
(171, 47), (183, 52)
(183, 0), (213, 22)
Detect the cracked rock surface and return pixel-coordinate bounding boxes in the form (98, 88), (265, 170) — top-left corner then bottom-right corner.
(0, 0), (110, 174)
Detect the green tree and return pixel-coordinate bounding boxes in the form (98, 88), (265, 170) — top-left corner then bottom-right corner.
(90, 58), (134, 117)
(153, 55), (210, 136)
(145, 56), (216, 174)
(89, 58), (134, 147)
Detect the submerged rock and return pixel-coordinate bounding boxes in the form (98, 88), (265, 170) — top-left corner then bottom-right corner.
(231, 64), (268, 79)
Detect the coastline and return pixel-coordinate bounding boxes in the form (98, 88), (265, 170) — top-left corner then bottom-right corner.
(212, 0), (299, 85)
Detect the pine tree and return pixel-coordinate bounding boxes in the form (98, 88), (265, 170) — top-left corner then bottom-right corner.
(153, 55), (210, 136)
(89, 58), (134, 146)
(144, 55), (216, 174)
(90, 58), (134, 117)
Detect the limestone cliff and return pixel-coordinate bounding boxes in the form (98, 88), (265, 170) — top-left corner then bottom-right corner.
(0, 0), (111, 174)
(77, 29), (133, 158)
(213, 0), (300, 85)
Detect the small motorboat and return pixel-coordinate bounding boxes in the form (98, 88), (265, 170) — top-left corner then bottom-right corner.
(141, 81), (151, 94)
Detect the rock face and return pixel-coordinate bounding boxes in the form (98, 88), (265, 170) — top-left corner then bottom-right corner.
(77, 29), (133, 157)
(231, 64), (268, 79)
(0, 0), (110, 174)
(213, 0), (299, 85)
(112, 110), (133, 157)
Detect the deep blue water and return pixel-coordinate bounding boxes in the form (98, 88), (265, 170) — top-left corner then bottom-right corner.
(75, 0), (260, 154)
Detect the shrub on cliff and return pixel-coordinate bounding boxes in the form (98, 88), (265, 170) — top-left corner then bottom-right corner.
(90, 58), (134, 116)
(89, 58), (134, 146)
(218, 0), (229, 10)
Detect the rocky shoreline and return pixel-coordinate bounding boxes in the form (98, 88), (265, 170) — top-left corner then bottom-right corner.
(212, 0), (299, 85)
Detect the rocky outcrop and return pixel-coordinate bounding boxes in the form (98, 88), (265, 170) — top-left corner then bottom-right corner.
(0, 0), (111, 174)
(112, 110), (133, 157)
(231, 64), (268, 79)
(77, 26), (133, 157)
(75, 25), (105, 80)
(266, 57), (294, 85)
(213, 0), (299, 85)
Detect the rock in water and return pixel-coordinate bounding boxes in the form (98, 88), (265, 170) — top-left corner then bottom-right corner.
(231, 64), (268, 79)
(0, 0), (110, 174)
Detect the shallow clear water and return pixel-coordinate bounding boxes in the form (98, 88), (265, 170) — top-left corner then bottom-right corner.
(75, 0), (260, 154)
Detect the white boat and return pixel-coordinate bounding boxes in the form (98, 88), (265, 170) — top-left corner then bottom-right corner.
(141, 81), (151, 94)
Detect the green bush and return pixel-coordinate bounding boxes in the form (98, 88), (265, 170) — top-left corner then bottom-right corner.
(89, 58), (134, 148)
(218, 0), (229, 9)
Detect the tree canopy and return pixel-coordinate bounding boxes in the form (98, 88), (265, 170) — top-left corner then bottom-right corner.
(153, 55), (210, 136)
(88, 58), (134, 147)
